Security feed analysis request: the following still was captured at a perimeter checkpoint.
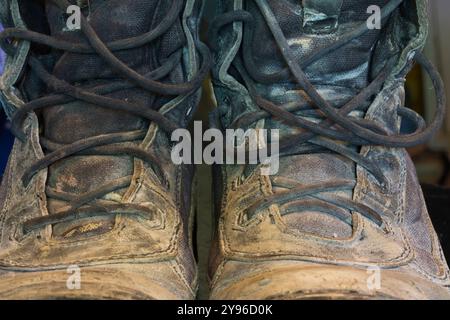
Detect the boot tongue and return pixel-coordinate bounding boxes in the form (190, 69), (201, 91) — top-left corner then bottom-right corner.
(248, 0), (389, 88)
(43, 0), (162, 142)
(247, 0), (388, 238)
(41, 0), (165, 238)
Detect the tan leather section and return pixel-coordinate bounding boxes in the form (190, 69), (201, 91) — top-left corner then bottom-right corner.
(0, 117), (181, 269)
(210, 260), (450, 300)
(0, 261), (195, 299)
(217, 168), (413, 267)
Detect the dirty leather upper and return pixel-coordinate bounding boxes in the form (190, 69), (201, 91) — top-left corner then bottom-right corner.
(0, 0), (208, 299)
(208, 0), (450, 299)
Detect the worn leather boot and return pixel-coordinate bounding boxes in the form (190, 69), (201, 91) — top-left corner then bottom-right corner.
(208, 0), (450, 299)
(0, 0), (209, 299)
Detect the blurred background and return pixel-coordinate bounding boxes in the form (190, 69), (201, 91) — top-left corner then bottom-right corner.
(407, 0), (450, 186)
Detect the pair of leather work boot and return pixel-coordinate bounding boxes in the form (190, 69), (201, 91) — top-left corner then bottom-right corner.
(0, 0), (449, 299)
